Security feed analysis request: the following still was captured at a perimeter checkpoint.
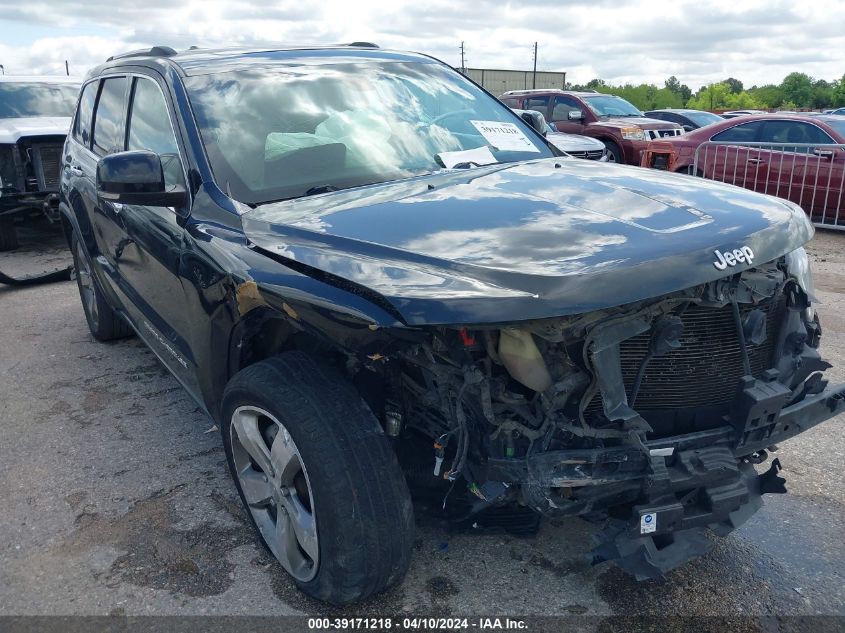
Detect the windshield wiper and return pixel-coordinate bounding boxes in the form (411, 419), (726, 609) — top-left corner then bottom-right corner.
(304, 184), (340, 196)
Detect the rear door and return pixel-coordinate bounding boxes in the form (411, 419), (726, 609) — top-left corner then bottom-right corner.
(88, 75), (130, 293)
(705, 120), (767, 190)
(63, 79), (100, 255)
(758, 119), (839, 221)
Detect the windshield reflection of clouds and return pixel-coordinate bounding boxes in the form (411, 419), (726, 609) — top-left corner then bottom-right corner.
(185, 60), (549, 204)
(0, 83), (79, 118)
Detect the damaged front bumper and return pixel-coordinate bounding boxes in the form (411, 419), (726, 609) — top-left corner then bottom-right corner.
(0, 191), (62, 222)
(483, 381), (845, 578)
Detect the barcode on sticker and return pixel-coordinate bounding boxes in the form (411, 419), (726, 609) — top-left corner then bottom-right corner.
(640, 512), (657, 534)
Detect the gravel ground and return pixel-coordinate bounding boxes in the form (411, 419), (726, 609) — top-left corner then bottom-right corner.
(0, 226), (843, 628)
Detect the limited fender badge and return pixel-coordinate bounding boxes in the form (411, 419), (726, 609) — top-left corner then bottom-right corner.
(640, 512), (657, 534)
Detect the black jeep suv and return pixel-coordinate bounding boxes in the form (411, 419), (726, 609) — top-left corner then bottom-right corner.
(61, 44), (844, 604)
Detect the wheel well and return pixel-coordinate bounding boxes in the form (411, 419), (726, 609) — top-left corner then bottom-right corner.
(228, 309), (340, 378)
(59, 214), (74, 249)
(596, 137), (619, 147)
(227, 309), (388, 420)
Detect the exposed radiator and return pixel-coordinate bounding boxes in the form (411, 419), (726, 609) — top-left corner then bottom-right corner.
(586, 295), (786, 418)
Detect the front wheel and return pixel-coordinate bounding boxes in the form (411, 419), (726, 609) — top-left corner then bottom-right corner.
(221, 352), (415, 604)
(602, 140), (623, 164)
(0, 219), (18, 251)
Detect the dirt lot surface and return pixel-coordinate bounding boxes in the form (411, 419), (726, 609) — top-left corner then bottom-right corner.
(1, 226), (843, 627)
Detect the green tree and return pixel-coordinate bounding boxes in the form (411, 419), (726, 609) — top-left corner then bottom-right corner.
(664, 76), (692, 103)
(811, 79), (834, 109)
(748, 84), (784, 109)
(780, 72), (814, 108)
(833, 74), (845, 106)
(687, 82), (762, 111)
(724, 77), (744, 94)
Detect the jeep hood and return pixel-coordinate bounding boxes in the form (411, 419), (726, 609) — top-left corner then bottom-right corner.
(0, 117), (71, 144)
(243, 158), (812, 325)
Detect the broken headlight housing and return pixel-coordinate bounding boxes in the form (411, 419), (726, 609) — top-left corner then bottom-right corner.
(785, 246), (815, 319)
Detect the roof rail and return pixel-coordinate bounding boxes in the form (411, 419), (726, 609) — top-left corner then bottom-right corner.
(106, 46), (178, 62)
(345, 41), (379, 48)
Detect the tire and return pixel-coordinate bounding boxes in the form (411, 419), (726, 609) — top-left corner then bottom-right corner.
(603, 140), (623, 164)
(0, 220), (18, 252)
(71, 235), (134, 341)
(221, 352), (415, 605)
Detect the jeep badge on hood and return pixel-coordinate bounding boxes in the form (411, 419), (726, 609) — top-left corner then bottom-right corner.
(713, 246), (755, 270)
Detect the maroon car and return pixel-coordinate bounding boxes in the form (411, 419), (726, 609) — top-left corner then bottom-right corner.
(650, 114), (845, 225)
(500, 89), (682, 165)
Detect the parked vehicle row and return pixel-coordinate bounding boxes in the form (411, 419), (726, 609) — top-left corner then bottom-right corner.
(54, 44), (844, 604)
(0, 76), (79, 250)
(500, 89), (683, 164)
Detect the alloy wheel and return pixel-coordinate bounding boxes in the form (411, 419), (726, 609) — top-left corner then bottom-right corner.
(229, 406), (319, 581)
(75, 241), (99, 329)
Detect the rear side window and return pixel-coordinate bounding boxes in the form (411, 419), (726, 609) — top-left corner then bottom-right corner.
(760, 120), (835, 145)
(500, 97), (519, 108)
(73, 81), (98, 147)
(525, 96), (549, 119)
(711, 121), (764, 143)
(92, 77), (128, 156)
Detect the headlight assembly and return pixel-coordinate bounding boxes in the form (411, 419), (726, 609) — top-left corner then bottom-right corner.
(785, 246), (816, 319)
(620, 127), (645, 141)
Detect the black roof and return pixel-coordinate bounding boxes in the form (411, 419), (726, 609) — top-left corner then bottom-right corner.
(92, 43), (432, 78)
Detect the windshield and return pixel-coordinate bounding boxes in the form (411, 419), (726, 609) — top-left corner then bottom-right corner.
(0, 83), (79, 119)
(582, 95), (642, 118)
(683, 111), (724, 127)
(185, 60), (552, 205)
(824, 118), (845, 138)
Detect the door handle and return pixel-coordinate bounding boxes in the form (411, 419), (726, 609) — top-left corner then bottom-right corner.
(746, 158), (764, 164)
(69, 165), (85, 176)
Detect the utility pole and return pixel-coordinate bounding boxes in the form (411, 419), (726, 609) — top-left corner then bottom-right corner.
(459, 41), (466, 74)
(532, 42), (538, 89)
(65, 60), (69, 76)
(0, 65), (4, 76)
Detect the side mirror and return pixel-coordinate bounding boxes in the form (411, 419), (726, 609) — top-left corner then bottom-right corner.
(518, 110), (548, 136)
(97, 151), (188, 208)
(568, 110), (584, 121)
(682, 125), (694, 132)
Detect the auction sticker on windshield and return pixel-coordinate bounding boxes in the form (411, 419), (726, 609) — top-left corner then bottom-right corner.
(470, 120), (541, 152)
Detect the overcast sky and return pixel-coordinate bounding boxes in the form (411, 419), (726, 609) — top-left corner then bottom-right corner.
(1, 0), (842, 89)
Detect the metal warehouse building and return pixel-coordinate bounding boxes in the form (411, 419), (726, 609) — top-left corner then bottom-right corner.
(462, 68), (567, 94)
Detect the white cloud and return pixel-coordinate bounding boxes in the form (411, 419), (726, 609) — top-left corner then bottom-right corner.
(0, 0), (843, 87)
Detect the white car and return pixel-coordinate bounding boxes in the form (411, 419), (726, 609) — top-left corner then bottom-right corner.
(512, 108), (608, 161)
(0, 75), (79, 250)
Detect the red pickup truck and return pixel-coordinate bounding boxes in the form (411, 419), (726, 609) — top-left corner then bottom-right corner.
(500, 89), (683, 164)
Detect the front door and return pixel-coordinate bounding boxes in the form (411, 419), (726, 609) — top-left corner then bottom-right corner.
(113, 74), (199, 396)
